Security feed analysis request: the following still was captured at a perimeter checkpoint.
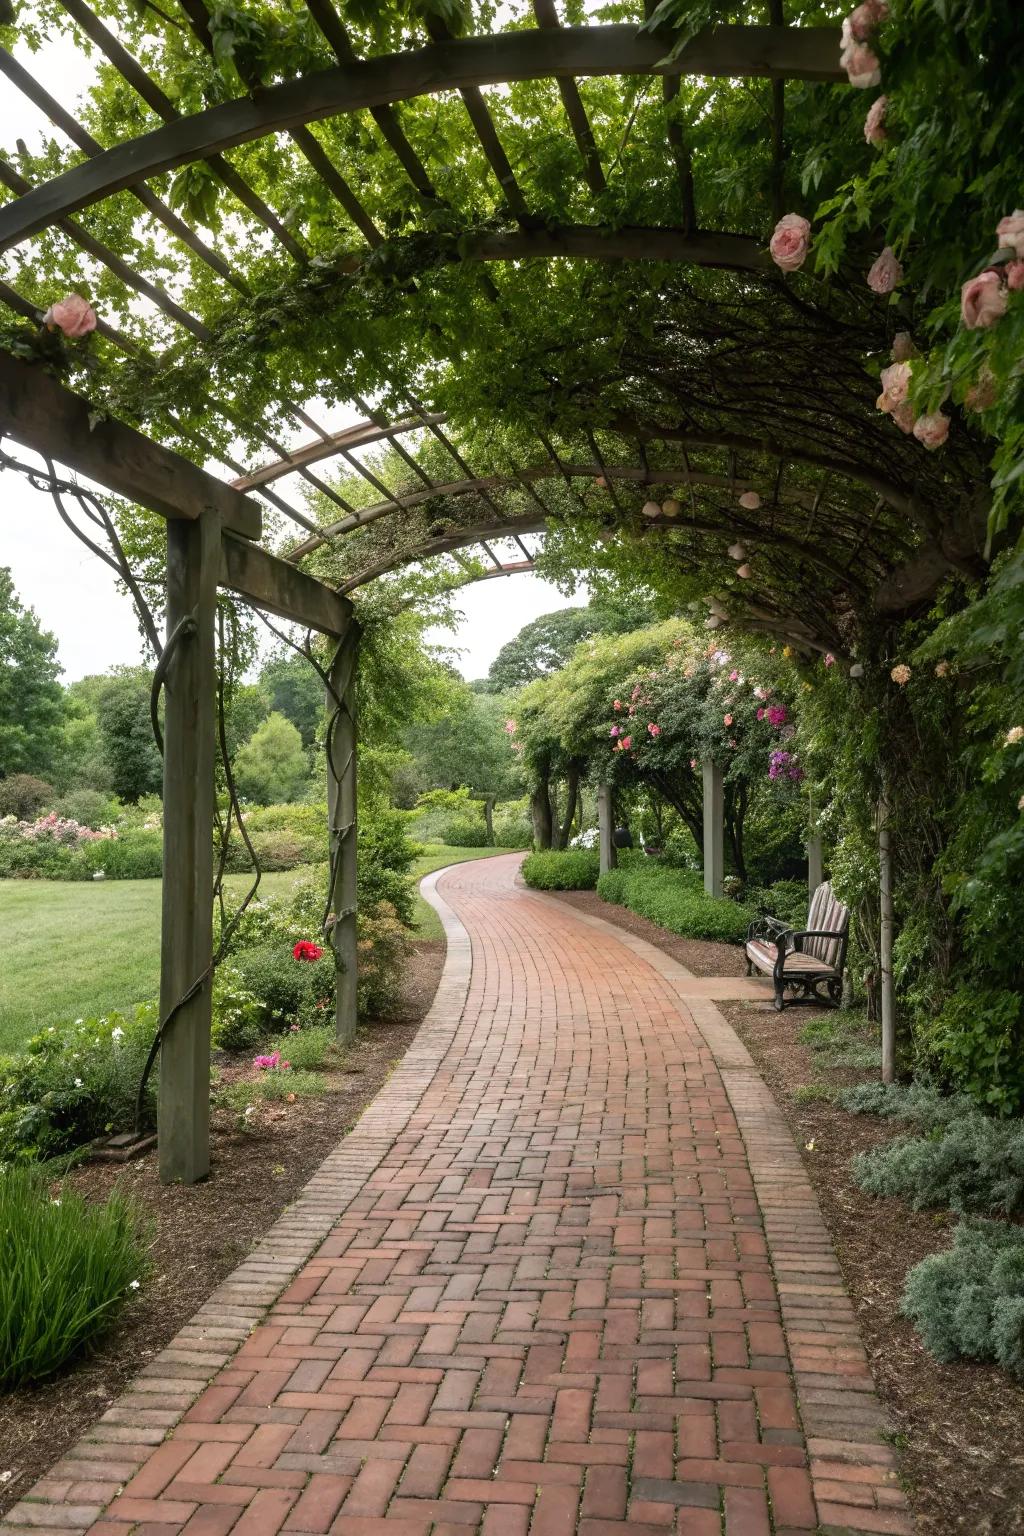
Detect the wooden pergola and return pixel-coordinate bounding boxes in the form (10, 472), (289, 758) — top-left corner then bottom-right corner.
(0, 5), (992, 1176)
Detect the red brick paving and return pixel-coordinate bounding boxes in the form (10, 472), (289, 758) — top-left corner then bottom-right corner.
(2, 856), (913, 1536)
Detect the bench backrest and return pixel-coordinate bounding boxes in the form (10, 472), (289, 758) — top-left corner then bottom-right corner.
(805, 881), (849, 970)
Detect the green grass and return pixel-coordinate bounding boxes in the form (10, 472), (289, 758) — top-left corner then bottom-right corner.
(410, 844), (513, 940)
(0, 870), (308, 1053)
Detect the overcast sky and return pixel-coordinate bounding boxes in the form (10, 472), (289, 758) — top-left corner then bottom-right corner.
(0, 26), (588, 685)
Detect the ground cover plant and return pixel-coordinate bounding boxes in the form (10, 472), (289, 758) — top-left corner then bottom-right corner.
(597, 864), (755, 945)
(853, 1110), (1024, 1219)
(902, 1219), (1024, 1380)
(0, 1166), (148, 1389)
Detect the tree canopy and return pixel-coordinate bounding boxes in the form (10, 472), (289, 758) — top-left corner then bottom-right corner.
(0, 569), (64, 781)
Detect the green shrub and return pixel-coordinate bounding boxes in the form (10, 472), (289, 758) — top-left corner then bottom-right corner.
(224, 801), (327, 872)
(77, 830), (163, 880)
(358, 811), (420, 925)
(268, 1024), (340, 1071)
(227, 944), (335, 1036)
(0, 1167), (149, 1388)
(902, 1218), (1024, 1378)
(852, 1111), (1024, 1218)
(0, 774), (53, 819)
(211, 962), (266, 1053)
(916, 987), (1024, 1117)
(51, 789), (120, 829)
(0, 1007), (158, 1162)
(838, 1080), (972, 1128)
(358, 901), (413, 1019)
(441, 818), (489, 848)
(596, 864), (755, 943)
(521, 849), (600, 890)
(747, 878), (809, 930)
(492, 804), (533, 850)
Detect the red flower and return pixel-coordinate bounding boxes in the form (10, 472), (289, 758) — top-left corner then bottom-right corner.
(293, 940), (324, 962)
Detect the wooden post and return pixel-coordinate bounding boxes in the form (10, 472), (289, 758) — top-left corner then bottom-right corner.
(327, 622), (359, 1046)
(158, 511), (219, 1185)
(806, 792), (823, 895)
(597, 782), (617, 875)
(702, 759), (724, 897)
(878, 786), (895, 1083)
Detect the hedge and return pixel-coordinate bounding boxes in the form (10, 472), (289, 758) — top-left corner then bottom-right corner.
(597, 864), (755, 944)
(521, 849), (600, 890)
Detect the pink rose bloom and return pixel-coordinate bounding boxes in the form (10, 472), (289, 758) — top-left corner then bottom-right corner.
(847, 0), (889, 41)
(864, 94), (888, 145)
(738, 490), (761, 510)
(729, 670), (739, 681)
(996, 210), (1024, 259)
(620, 736), (632, 750)
(891, 331), (915, 362)
(769, 213), (811, 272)
(1007, 261), (1024, 291)
(613, 699), (622, 710)
(42, 293), (97, 338)
(961, 270), (1008, 329)
(868, 246), (903, 294)
(610, 726), (619, 737)
(648, 723), (662, 737)
(842, 43), (882, 88)
(690, 759), (698, 769)
(877, 360), (911, 411)
(912, 411), (950, 451)
(723, 714), (733, 726)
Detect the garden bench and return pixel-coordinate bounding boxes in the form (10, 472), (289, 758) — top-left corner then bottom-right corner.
(745, 880), (849, 1012)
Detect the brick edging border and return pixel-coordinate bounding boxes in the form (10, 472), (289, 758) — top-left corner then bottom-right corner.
(527, 883), (914, 1536)
(0, 867), (473, 1536)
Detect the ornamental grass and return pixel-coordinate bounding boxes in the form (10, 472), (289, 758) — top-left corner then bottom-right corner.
(0, 1166), (149, 1389)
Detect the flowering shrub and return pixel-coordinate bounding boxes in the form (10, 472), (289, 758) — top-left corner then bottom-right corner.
(1, 812), (114, 845)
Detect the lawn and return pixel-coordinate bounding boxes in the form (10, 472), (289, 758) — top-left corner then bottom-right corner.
(0, 870), (309, 1053)
(409, 845), (516, 940)
(0, 847), (517, 1052)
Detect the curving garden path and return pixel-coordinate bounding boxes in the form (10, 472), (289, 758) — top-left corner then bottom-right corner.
(3, 855), (912, 1536)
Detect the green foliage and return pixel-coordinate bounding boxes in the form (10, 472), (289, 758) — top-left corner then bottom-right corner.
(902, 1219), (1024, 1379)
(853, 1111), (1024, 1219)
(259, 652), (326, 747)
(234, 712), (311, 806)
(492, 801), (533, 850)
(441, 817), (489, 847)
(521, 849), (600, 891)
(0, 827), (163, 881)
(93, 669), (163, 805)
(0, 1005), (158, 1162)
(484, 603), (656, 693)
(267, 1024), (339, 1072)
(356, 809), (420, 925)
(405, 681), (525, 805)
(211, 961), (265, 1053)
(0, 774), (53, 819)
(0, 1166), (149, 1389)
(746, 878), (810, 931)
(224, 801), (327, 873)
(598, 864), (755, 944)
(214, 1068), (328, 1123)
(0, 570), (64, 780)
(51, 788), (119, 829)
(356, 901), (412, 1020)
(226, 945), (335, 1035)
(916, 987), (1024, 1118)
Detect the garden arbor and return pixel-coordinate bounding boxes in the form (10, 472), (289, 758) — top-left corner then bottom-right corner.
(0, 4), (1000, 1178)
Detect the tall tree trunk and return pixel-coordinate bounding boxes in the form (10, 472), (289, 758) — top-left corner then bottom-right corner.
(554, 763), (581, 850)
(531, 777), (553, 849)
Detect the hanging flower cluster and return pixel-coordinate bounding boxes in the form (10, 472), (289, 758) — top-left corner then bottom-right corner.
(769, 749), (804, 783)
(840, 1), (887, 88)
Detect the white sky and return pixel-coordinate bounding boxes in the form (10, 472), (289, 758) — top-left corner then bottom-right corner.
(0, 26), (588, 685)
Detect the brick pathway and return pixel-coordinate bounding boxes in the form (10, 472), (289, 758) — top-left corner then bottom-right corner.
(4, 855), (913, 1536)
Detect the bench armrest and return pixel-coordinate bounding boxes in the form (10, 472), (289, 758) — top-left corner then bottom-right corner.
(746, 914), (792, 943)
(792, 928), (847, 953)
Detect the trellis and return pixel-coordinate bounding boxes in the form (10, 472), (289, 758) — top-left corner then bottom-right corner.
(0, 4), (993, 1177)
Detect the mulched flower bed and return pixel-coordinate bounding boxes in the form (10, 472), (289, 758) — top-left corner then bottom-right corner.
(0, 939), (444, 1514)
(556, 890), (1024, 1536)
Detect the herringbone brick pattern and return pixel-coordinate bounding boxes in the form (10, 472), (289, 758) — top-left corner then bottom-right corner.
(2, 856), (912, 1536)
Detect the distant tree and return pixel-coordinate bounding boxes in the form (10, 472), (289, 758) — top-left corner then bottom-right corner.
(486, 595), (657, 693)
(224, 681), (270, 759)
(259, 652), (324, 746)
(408, 683), (524, 804)
(0, 568), (64, 779)
(0, 774), (53, 819)
(95, 669), (164, 803)
(234, 711), (310, 805)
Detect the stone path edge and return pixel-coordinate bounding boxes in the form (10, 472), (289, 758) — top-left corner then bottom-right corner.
(527, 881), (913, 1536)
(0, 867), (473, 1536)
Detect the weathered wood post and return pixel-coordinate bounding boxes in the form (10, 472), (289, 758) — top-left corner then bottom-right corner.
(158, 511), (219, 1185)
(702, 759), (724, 897)
(878, 785), (895, 1083)
(806, 792), (823, 896)
(597, 782), (617, 876)
(327, 621), (359, 1045)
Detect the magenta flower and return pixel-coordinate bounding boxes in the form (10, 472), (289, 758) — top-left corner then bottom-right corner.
(729, 669), (739, 682)
(767, 705), (788, 727)
(610, 726), (620, 737)
(824, 654), (835, 667)
(254, 1051), (281, 1070)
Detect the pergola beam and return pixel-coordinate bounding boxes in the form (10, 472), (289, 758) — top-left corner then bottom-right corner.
(0, 352), (262, 540)
(0, 26), (843, 249)
(234, 414), (445, 490)
(220, 534), (352, 635)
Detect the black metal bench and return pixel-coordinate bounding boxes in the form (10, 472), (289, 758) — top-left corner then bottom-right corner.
(745, 880), (850, 1012)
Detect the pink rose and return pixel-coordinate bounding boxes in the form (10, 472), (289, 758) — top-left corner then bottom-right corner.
(961, 270), (1008, 329)
(1007, 261), (1024, 292)
(620, 736), (632, 751)
(912, 412), (950, 451)
(648, 722), (662, 737)
(877, 360), (911, 410)
(996, 210), (1024, 259)
(891, 331), (915, 362)
(846, 0), (889, 41)
(41, 293), (97, 338)
(738, 490), (761, 510)
(723, 714), (733, 726)
(769, 213), (811, 272)
(864, 95), (888, 145)
(867, 246), (903, 294)
(890, 401), (917, 434)
(841, 43), (881, 88)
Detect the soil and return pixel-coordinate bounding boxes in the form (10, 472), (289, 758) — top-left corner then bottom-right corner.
(0, 939), (445, 1516)
(561, 890), (1024, 1536)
